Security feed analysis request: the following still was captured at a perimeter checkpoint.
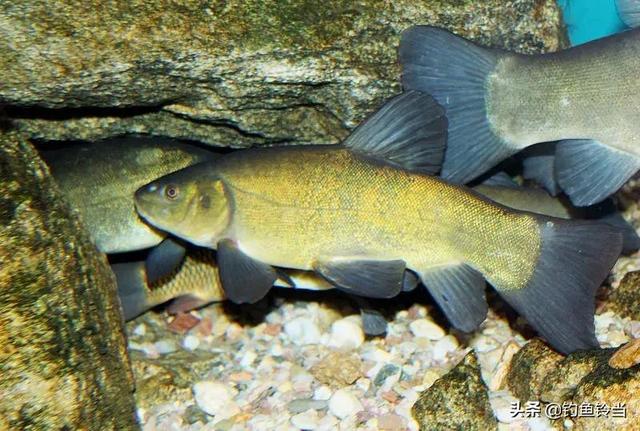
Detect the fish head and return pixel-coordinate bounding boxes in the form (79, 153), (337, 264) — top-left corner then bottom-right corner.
(134, 164), (231, 247)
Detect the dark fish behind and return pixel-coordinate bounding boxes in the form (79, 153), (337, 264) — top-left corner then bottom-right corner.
(134, 91), (622, 354)
(43, 137), (216, 254)
(399, 25), (640, 206)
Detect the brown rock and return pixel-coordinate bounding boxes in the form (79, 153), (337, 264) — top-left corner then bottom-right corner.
(0, 130), (138, 430)
(310, 351), (362, 387)
(506, 339), (564, 402)
(607, 271), (640, 320)
(609, 339), (640, 370)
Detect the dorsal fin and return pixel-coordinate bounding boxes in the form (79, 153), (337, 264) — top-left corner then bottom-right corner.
(343, 91), (447, 174)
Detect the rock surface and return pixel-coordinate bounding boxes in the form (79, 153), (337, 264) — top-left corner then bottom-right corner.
(2, 0), (566, 147)
(506, 339), (564, 402)
(0, 130), (138, 430)
(507, 339), (640, 430)
(412, 351), (498, 430)
(607, 271), (640, 320)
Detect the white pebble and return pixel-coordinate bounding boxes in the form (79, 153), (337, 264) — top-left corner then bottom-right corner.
(327, 317), (365, 350)
(291, 409), (320, 430)
(132, 324), (146, 336)
(409, 319), (445, 340)
(154, 340), (178, 354)
(240, 350), (257, 368)
(432, 335), (459, 361)
(489, 391), (518, 424)
(182, 335), (200, 351)
(314, 385), (333, 401)
(527, 416), (555, 431)
(193, 381), (239, 419)
(328, 388), (363, 419)
(284, 317), (322, 345)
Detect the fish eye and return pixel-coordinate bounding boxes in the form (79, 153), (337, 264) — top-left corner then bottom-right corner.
(164, 185), (179, 200)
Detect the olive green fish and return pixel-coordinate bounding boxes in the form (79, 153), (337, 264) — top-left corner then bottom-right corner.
(399, 25), (640, 206)
(43, 137), (217, 281)
(43, 137), (215, 253)
(134, 91), (622, 354)
(114, 248), (397, 335)
(475, 174), (640, 254)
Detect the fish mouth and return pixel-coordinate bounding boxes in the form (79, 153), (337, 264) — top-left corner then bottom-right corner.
(133, 183), (160, 219)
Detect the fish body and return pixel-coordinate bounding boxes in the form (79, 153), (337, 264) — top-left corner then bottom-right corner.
(43, 137), (216, 254)
(400, 26), (640, 206)
(134, 92), (623, 354)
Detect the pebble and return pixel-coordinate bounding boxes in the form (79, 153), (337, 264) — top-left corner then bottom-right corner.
(377, 413), (406, 431)
(489, 391), (519, 424)
(328, 388), (363, 419)
(288, 399), (328, 414)
(609, 338), (640, 369)
(192, 381), (240, 420)
(284, 317), (322, 346)
(409, 318), (445, 340)
(373, 364), (401, 387)
(182, 335), (200, 351)
(132, 324), (146, 336)
(290, 409), (320, 430)
(313, 385), (333, 401)
(327, 317), (365, 350)
(432, 335), (459, 361)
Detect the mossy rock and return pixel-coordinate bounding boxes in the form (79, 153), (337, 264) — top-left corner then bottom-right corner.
(606, 271), (640, 320)
(412, 351), (497, 431)
(1, 0), (565, 147)
(506, 339), (563, 402)
(0, 130), (138, 430)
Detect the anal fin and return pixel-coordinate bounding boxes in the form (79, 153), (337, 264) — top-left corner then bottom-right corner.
(420, 264), (488, 332)
(314, 258), (405, 298)
(555, 139), (640, 206)
(217, 239), (278, 304)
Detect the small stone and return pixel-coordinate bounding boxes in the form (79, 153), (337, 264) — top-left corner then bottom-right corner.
(239, 350), (257, 368)
(328, 388), (363, 419)
(284, 317), (322, 346)
(432, 335), (459, 361)
(420, 369), (443, 389)
(182, 335), (200, 351)
(377, 413), (406, 431)
(310, 351), (362, 387)
(288, 399), (328, 414)
(192, 381), (239, 420)
(167, 313), (201, 334)
(154, 340), (177, 355)
(609, 338), (640, 369)
(409, 319), (445, 340)
(132, 324), (146, 336)
(327, 316), (365, 350)
(291, 409), (320, 430)
(489, 391), (519, 424)
(373, 364), (401, 387)
(313, 385), (333, 401)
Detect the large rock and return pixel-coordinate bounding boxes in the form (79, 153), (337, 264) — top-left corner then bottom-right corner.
(606, 271), (640, 320)
(412, 351), (498, 430)
(507, 339), (640, 431)
(0, 130), (138, 430)
(2, 0), (565, 147)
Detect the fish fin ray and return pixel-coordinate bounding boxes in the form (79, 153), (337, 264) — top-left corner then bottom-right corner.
(402, 270), (420, 292)
(496, 219), (622, 354)
(555, 139), (640, 206)
(217, 239), (277, 304)
(314, 258), (405, 298)
(113, 262), (154, 320)
(522, 142), (560, 195)
(596, 210), (640, 254)
(420, 263), (488, 332)
(343, 90), (447, 175)
(399, 25), (513, 183)
(616, 0), (640, 27)
(145, 238), (187, 285)
(478, 171), (519, 189)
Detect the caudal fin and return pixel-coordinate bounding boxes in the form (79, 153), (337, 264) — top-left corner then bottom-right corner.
(112, 262), (155, 320)
(616, 0), (640, 27)
(399, 26), (513, 183)
(497, 219), (622, 354)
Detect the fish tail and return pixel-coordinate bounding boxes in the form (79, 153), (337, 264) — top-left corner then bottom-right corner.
(496, 218), (622, 354)
(399, 26), (514, 183)
(596, 210), (640, 255)
(616, 0), (640, 27)
(112, 262), (156, 320)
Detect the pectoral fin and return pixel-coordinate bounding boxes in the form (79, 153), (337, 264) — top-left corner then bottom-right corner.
(217, 239), (278, 304)
(314, 258), (405, 298)
(145, 238), (187, 284)
(420, 264), (488, 332)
